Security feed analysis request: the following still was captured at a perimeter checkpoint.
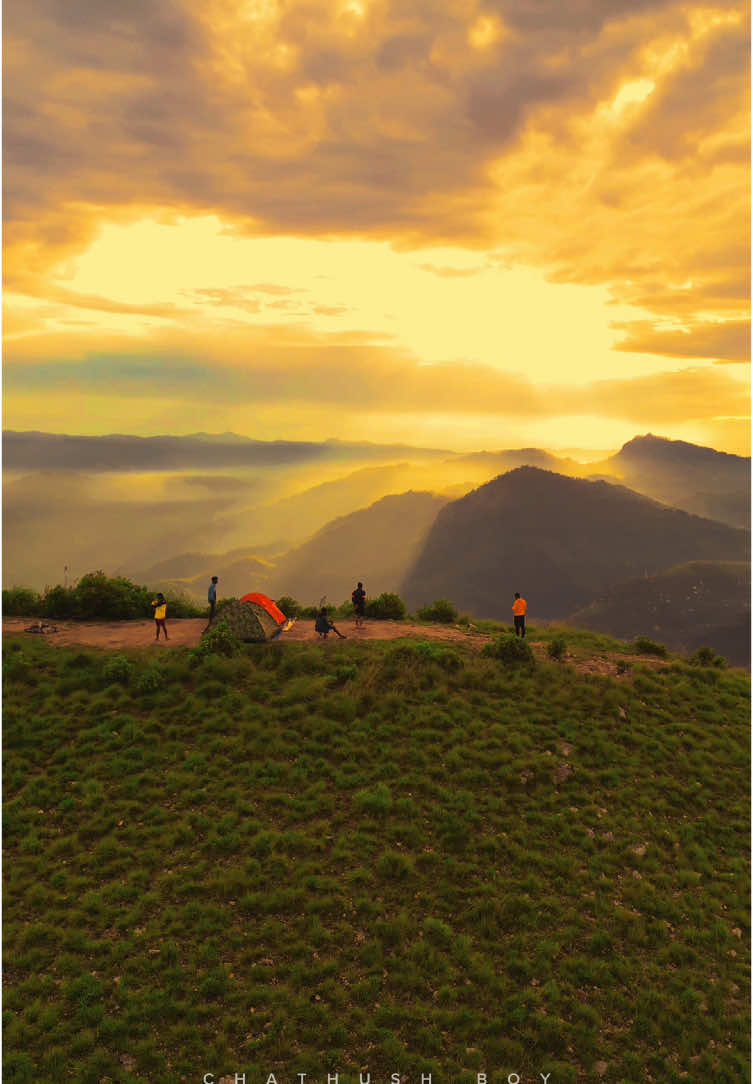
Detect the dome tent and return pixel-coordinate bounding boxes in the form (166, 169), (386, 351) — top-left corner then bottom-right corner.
(205, 596), (285, 642)
(239, 592), (287, 625)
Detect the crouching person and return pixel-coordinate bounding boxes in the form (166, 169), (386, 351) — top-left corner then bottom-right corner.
(315, 606), (346, 640)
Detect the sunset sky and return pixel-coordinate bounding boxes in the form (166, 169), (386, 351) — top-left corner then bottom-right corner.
(3, 0), (750, 453)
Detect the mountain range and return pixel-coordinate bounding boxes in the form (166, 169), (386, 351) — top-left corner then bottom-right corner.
(596, 434), (750, 528)
(401, 467), (749, 620)
(270, 491), (449, 606)
(3, 431), (750, 661)
(570, 561), (750, 666)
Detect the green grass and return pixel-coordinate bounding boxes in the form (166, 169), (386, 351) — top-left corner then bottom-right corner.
(3, 633), (749, 1082)
(474, 620), (636, 656)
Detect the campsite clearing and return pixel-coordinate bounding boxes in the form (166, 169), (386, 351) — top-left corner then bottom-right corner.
(1, 616), (493, 650)
(2, 617), (683, 679)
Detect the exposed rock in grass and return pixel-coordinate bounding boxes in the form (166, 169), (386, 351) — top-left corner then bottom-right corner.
(553, 761), (573, 784)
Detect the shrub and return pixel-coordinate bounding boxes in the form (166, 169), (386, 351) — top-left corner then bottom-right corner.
(102, 655), (134, 685)
(416, 599), (459, 624)
(633, 636), (668, 658)
(135, 667), (162, 693)
(3, 652), (31, 684)
(330, 664), (358, 686)
(70, 572), (152, 620)
(365, 593), (407, 621)
(40, 572), (156, 621)
(688, 646), (727, 669)
(161, 591), (203, 618)
(411, 641), (463, 670)
(482, 635), (535, 666)
(300, 605), (331, 620)
(194, 620), (240, 657)
(423, 917), (454, 946)
(2, 587), (42, 616)
(41, 585), (77, 619)
(354, 784), (393, 816)
(275, 596), (301, 619)
(413, 640), (443, 661)
(377, 850), (413, 879)
(36, 571), (202, 621)
(547, 637), (567, 661)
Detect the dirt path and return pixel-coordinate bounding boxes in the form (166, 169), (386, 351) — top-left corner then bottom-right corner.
(2, 616), (494, 651)
(3, 618), (670, 680)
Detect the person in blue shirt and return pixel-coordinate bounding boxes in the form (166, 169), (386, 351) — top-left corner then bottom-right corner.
(206, 576), (218, 629)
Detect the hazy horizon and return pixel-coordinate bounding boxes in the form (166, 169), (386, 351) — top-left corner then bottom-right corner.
(3, 428), (749, 594)
(2, 424), (626, 460)
(3, 425), (748, 462)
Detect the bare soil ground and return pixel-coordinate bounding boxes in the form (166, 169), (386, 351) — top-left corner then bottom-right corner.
(3, 616), (670, 679)
(2, 617), (493, 651)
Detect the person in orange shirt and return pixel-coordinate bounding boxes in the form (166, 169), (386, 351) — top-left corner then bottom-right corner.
(512, 592), (527, 637)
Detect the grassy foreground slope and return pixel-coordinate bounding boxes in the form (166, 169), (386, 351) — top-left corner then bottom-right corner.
(3, 633), (750, 1083)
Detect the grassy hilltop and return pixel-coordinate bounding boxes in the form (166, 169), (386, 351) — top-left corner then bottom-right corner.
(3, 628), (750, 1083)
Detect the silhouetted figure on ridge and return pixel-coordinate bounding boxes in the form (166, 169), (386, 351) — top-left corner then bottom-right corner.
(352, 581), (366, 628)
(206, 576), (218, 629)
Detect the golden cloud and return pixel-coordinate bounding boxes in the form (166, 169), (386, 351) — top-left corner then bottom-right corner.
(4, 320), (748, 427)
(3, 0), (749, 375)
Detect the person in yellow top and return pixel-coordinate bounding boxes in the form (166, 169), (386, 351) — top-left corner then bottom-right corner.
(151, 592), (168, 640)
(512, 592), (527, 638)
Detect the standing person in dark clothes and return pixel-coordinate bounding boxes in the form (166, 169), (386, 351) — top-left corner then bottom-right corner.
(512, 592), (527, 637)
(351, 581), (366, 628)
(206, 576), (218, 629)
(151, 593), (168, 640)
(315, 607), (346, 639)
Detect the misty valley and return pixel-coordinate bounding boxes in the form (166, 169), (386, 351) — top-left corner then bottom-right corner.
(3, 430), (749, 664)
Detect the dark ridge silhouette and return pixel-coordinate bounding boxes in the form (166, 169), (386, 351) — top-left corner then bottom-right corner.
(270, 491), (448, 606)
(594, 434), (750, 528)
(447, 447), (586, 476)
(402, 467), (749, 620)
(569, 561), (750, 666)
(615, 433), (748, 470)
(2, 430), (451, 472)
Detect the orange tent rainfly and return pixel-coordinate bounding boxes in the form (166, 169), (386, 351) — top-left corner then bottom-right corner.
(240, 592), (287, 626)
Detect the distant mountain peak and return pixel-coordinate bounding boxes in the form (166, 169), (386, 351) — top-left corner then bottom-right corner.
(617, 434), (748, 464)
